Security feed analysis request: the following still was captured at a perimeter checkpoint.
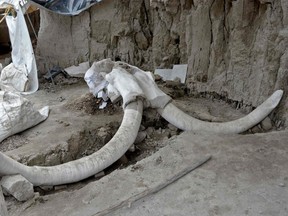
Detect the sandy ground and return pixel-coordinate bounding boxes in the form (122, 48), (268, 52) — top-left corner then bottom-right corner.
(0, 78), (287, 216)
(107, 131), (288, 216)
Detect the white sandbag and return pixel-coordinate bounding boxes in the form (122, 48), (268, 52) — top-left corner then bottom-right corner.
(0, 91), (49, 143)
(0, 63), (29, 92)
(0, 0), (39, 94)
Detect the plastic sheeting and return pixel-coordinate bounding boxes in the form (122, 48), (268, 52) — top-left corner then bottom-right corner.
(0, 0), (39, 94)
(30, 0), (102, 15)
(0, 91), (49, 143)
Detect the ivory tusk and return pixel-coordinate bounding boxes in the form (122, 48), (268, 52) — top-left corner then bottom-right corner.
(157, 90), (283, 134)
(110, 60), (283, 134)
(108, 60), (283, 134)
(0, 65), (147, 186)
(0, 100), (143, 186)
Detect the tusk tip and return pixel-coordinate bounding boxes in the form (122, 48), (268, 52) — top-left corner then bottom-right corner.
(274, 89), (284, 96)
(273, 89), (283, 99)
(270, 90), (284, 108)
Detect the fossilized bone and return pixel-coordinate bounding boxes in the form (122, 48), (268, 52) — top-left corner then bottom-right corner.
(0, 69), (144, 186)
(101, 59), (283, 134)
(0, 59), (283, 186)
(157, 90), (283, 134)
(0, 100), (142, 186)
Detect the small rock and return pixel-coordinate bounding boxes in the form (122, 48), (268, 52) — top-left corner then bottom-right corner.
(139, 125), (146, 131)
(129, 144), (136, 152)
(276, 120), (282, 128)
(260, 117), (273, 131)
(135, 31), (149, 50)
(97, 127), (111, 144)
(39, 185), (53, 192)
(64, 122), (70, 127)
(1, 175), (34, 202)
(117, 155), (129, 165)
(94, 171), (105, 179)
(169, 130), (178, 137)
(0, 187), (8, 216)
(250, 125), (262, 134)
(165, 80), (182, 88)
(163, 136), (169, 141)
(145, 127), (155, 136)
(58, 96), (66, 102)
(155, 156), (163, 165)
(170, 135), (177, 140)
(54, 185), (68, 191)
(154, 74), (162, 81)
(130, 164), (144, 172)
(142, 109), (160, 127)
(168, 123), (178, 131)
(65, 61), (89, 78)
(278, 183), (286, 187)
(134, 131), (147, 144)
(173, 77), (181, 83)
(4, 57), (12, 67)
(162, 56), (169, 61)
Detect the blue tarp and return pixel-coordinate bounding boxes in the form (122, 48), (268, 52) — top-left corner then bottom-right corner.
(29, 0), (102, 15)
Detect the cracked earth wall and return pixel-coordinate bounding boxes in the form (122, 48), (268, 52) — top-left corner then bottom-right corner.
(36, 0), (288, 124)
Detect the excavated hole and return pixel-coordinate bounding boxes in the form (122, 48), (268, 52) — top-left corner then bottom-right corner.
(4, 79), (276, 199)
(32, 80), (275, 195)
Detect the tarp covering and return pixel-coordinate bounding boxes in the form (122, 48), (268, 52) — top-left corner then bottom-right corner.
(30, 0), (102, 15)
(0, 0), (39, 94)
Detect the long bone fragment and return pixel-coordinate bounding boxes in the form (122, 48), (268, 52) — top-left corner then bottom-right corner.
(99, 59), (283, 134)
(0, 69), (144, 186)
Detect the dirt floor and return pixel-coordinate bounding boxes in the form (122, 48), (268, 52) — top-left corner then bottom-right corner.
(0, 74), (287, 216)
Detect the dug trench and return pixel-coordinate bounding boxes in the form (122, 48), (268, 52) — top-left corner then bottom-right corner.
(0, 75), (280, 213)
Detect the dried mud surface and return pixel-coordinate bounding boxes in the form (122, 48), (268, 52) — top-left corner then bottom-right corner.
(0, 76), (283, 215)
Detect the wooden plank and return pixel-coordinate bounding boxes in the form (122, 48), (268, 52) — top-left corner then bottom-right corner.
(95, 155), (211, 216)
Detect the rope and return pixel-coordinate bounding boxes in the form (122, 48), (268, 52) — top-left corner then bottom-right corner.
(0, 5), (15, 24)
(23, 4), (38, 40)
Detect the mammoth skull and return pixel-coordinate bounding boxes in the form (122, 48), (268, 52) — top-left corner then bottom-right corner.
(0, 59), (283, 186)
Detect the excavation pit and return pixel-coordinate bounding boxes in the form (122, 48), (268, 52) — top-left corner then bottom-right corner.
(0, 77), (280, 214)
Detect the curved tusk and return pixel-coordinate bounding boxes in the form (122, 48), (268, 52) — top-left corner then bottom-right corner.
(157, 90), (283, 134)
(111, 60), (283, 134)
(0, 100), (143, 186)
